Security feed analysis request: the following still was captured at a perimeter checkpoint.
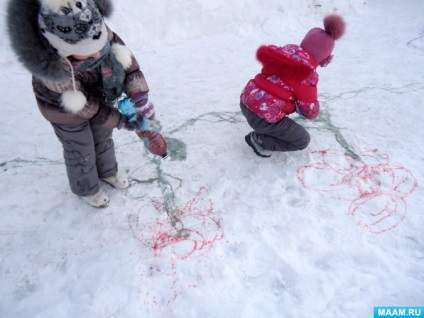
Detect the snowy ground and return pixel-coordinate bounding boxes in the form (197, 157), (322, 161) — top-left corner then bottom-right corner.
(1, 0), (424, 317)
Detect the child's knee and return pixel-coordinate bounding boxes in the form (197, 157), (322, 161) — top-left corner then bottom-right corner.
(298, 130), (311, 150)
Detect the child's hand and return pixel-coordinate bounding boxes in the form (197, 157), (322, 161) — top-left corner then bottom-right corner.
(118, 97), (136, 118)
(131, 92), (155, 120)
(295, 100), (320, 120)
(118, 113), (158, 132)
(117, 115), (139, 131)
(118, 97), (158, 131)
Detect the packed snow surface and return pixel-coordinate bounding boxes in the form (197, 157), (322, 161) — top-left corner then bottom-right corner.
(0, 0), (423, 317)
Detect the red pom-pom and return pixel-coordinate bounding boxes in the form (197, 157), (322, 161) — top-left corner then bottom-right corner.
(323, 14), (346, 40)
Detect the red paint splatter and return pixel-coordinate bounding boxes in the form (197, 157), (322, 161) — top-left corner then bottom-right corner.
(128, 186), (225, 307)
(297, 149), (418, 234)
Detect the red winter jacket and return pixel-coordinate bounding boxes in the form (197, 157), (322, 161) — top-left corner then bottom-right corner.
(240, 44), (320, 123)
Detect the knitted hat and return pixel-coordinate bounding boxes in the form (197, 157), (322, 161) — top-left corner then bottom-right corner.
(38, 0), (108, 57)
(300, 14), (346, 66)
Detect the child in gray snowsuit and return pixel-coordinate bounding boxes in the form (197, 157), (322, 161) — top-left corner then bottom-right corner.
(6, 0), (162, 207)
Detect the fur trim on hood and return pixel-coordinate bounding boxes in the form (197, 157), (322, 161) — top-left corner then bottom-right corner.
(6, 0), (113, 81)
(256, 45), (315, 81)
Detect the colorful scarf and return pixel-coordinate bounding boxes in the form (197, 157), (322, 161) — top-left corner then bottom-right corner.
(71, 42), (126, 104)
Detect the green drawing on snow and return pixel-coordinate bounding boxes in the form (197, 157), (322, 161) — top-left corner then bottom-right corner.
(299, 84), (424, 160)
(126, 112), (244, 226)
(313, 107), (360, 160)
(4, 83), (423, 224)
(0, 157), (63, 171)
(166, 111), (244, 135)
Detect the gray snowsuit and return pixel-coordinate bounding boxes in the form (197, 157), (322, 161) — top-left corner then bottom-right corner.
(7, 0), (149, 196)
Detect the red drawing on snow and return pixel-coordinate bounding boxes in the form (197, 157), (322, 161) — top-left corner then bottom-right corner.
(297, 149), (418, 234)
(128, 186), (224, 258)
(128, 186), (224, 307)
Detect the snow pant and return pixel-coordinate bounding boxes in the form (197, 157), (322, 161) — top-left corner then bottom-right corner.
(240, 103), (310, 151)
(51, 122), (118, 196)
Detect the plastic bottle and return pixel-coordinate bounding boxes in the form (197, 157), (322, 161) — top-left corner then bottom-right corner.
(118, 98), (169, 159)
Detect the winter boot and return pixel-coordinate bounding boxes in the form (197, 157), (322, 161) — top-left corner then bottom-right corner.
(101, 172), (129, 189)
(82, 190), (110, 208)
(245, 132), (273, 158)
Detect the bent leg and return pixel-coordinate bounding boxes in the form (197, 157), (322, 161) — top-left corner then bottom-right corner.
(259, 117), (310, 151)
(240, 103), (310, 152)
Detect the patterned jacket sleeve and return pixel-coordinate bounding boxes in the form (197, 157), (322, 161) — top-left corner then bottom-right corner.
(294, 72), (320, 120)
(33, 75), (122, 129)
(110, 31), (150, 96)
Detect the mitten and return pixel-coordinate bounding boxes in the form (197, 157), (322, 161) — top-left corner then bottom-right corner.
(295, 100), (320, 120)
(118, 97), (158, 131)
(131, 92), (155, 120)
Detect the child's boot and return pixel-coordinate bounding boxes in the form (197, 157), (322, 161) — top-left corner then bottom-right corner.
(101, 172), (129, 189)
(82, 190), (110, 208)
(245, 132), (273, 157)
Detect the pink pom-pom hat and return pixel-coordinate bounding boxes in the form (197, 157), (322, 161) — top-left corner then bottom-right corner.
(300, 14), (346, 66)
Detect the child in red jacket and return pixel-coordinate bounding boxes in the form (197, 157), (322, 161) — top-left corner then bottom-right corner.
(240, 14), (346, 157)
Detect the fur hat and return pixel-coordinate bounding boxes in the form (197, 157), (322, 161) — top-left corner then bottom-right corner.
(6, 0), (113, 81)
(6, 0), (135, 114)
(38, 0), (108, 57)
(300, 14), (346, 66)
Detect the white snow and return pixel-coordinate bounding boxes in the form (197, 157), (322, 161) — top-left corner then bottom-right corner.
(1, 0), (424, 317)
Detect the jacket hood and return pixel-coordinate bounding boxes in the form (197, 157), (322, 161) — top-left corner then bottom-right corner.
(6, 0), (113, 81)
(256, 45), (316, 81)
